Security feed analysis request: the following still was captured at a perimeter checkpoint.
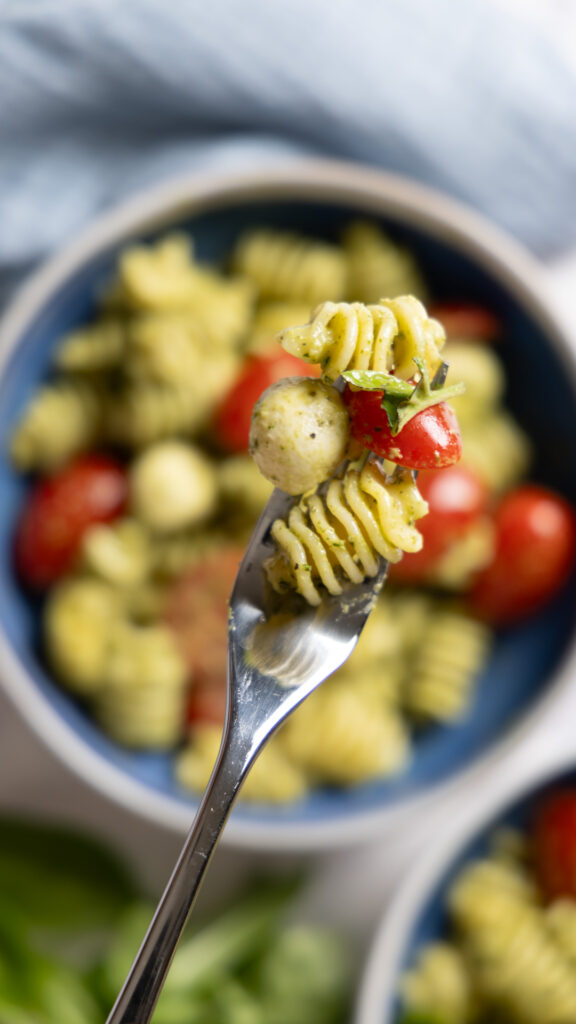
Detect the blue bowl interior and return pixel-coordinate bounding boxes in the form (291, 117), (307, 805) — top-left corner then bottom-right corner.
(394, 765), (576, 1020)
(1, 197), (576, 830)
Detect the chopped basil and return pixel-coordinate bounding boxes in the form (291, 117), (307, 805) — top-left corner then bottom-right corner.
(342, 360), (465, 436)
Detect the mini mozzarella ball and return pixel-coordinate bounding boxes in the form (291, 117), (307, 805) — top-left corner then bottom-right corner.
(129, 440), (217, 533)
(249, 377), (350, 495)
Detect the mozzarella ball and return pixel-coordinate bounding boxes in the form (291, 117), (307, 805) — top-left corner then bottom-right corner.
(249, 377), (350, 495)
(129, 441), (217, 532)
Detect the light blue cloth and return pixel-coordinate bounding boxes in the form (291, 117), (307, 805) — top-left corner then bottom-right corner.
(1, 0), (576, 307)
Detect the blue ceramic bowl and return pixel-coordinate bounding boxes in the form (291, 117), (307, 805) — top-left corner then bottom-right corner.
(1, 160), (575, 851)
(356, 744), (576, 1023)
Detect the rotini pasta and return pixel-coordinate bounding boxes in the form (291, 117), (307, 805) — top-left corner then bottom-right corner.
(117, 233), (199, 311)
(279, 674), (410, 785)
(403, 833), (576, 1024)
(279, 296), (445, 383)
(217, 456), (275, 520)
(94, 621), (188, 749)
(176, 722), (308, 804)
(265, 462), (427, 606)
(403, 606), (492, 722)
(10, 377), (107, 471)
(148, 528), (227, 581)
(460, 411), (532, 494)
(450, 858), (576, 1023)
(444, 340), (505, 423)
(342, 220), (428, 305)
(186, 273), (255, 349)
(81, 518), (151, 588)
(400, 942), (475, 1024)
(546, 900), (576, 967)
(104, 380), (203, 447)
(246, 300), (313, 354)
(44, 577), (122, 695)
(428, 515), (495, 590)
(55, 320), (125, 373)
(125, 313), (211, 385)
(231, 228), (348, 306)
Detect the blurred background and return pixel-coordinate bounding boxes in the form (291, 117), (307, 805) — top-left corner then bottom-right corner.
(1, 1), (576, 1021)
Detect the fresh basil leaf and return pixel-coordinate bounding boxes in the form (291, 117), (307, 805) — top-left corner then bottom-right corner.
(341, 369), (413, 398)
(207, 978), (265, 1024)
(0, 1002), (44, 1024)
(0, 915), (99, 1023)
(38, 962), (101, 1024)
(166, 878), (298, 994)
(252, 925), (352, 1024)
(380, 393), (402, 434)
(0, 819), (137, 937)
(97, 902), (155, 1003)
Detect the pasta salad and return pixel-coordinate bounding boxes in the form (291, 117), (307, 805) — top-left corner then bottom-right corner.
(8, 223), (576, 805)
(399, 787), (576, 1024)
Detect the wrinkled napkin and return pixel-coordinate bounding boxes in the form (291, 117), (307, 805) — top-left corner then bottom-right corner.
(1, 0), (576, 306)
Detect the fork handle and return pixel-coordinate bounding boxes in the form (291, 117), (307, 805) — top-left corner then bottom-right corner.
(105, 717), (253, 1024)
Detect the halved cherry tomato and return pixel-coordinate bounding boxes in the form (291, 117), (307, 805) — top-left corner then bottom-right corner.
(13, 453), (128, 589)
(531, 790), (576, 902)
(343, 386), (462, 469)
(429, 301), (501, 343)
(163, 546), (244, 725)
(213, 350), (321, 453)
(391, 465), (489, 583)
(468, 484), (576, 625)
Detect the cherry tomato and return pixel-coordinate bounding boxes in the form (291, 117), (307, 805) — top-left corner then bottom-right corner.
(163, 546), (244, 725)
(429, 301), (501, 343)
(531, 790), (576, 902)
(14, 453), (128, 589)
(186, 680), (227, 727)
(343, 386), (462, 469)
(213, 350), (321, 453)
(468, 484), (576, 625)
(391, 465), (489, 583)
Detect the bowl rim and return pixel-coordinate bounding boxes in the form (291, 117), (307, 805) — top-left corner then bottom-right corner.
(354, 740), (576, 1024)
(1, 156), (576, 852)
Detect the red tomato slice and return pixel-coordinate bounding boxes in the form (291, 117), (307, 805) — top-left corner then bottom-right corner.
(430, 301), (501, 343)
(343, 386), (462, 469)
(468, 484), (576, 625)
(213, 350), (321, 453)
(532, 790), (576, 902)
(163, 546), (244, 725)
(14, 453), (128, 589)
(391, 465), (489, 583)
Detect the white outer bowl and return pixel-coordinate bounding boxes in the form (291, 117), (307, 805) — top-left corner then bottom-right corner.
(0, 158), (575, 852)
(355, 724), (576, 1023)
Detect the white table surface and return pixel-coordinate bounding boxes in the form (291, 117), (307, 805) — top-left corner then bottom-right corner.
(0, 254), (575, 972)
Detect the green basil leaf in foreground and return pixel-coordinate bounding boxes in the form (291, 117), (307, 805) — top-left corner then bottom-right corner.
(0, 912), (99, 1024)
(0, 819), (137, 936)
(252, 925), (353, 1024)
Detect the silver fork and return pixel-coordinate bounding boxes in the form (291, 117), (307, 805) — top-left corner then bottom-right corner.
(105, 481), (390, 1024)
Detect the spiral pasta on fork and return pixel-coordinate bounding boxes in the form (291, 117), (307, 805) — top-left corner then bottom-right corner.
(279, 295), (446, 383)
(266, 461), (427, 606)
(248, 290), (463, 605)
